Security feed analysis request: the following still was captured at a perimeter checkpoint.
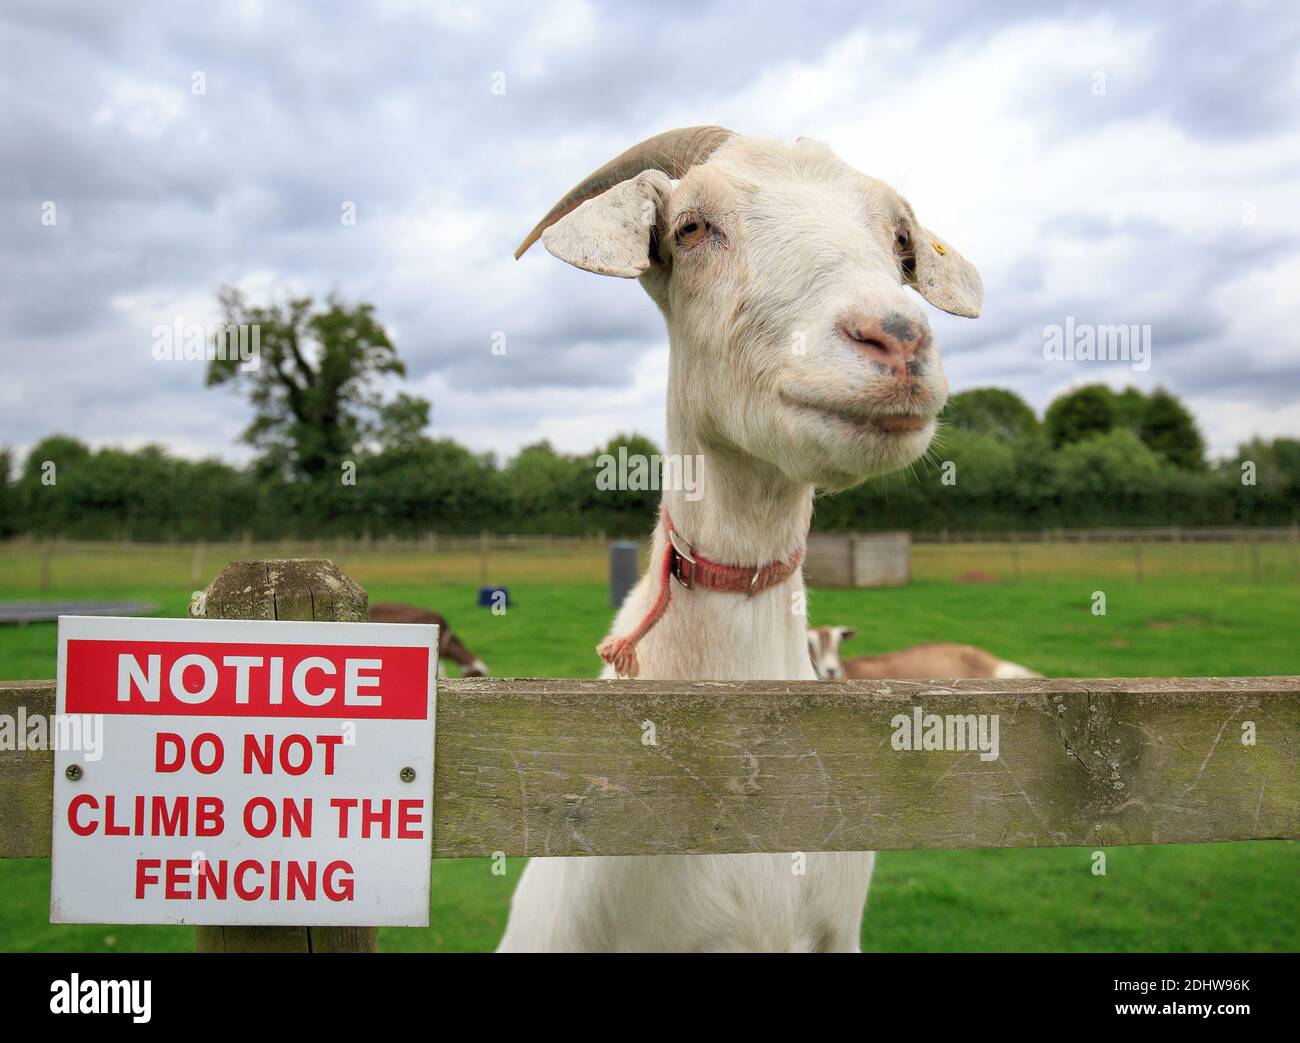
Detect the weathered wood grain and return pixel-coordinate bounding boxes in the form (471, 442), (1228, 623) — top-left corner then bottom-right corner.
(0, 679), (55, 860)
(6, 675), (1295, 861)
(429, 675), (1300, 856)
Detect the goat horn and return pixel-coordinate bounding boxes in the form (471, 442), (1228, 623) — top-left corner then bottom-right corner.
(513, 125), (734, 260)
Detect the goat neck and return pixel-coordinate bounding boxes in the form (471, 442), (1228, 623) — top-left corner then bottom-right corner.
(660, 394), (813, 570)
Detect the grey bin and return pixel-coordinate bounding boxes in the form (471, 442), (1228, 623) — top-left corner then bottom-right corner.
(609, 541), (640, 607)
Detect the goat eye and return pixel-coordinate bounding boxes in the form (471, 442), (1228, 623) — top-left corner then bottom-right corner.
(895, 228), (917, 282)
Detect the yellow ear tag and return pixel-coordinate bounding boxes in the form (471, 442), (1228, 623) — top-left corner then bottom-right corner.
(931, 241), (946, 255)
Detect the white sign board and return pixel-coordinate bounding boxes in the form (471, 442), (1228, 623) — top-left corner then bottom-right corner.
(49, 615), (437, 927)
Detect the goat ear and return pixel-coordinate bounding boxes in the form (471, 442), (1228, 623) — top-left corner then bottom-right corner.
(541, 170), (672, 278)
(839, 626), (856, 641)
(909, 228), (983, 318)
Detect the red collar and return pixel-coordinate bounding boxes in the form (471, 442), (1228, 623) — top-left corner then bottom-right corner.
(663, 513), (805, 596)
(597, 506), (805, 677)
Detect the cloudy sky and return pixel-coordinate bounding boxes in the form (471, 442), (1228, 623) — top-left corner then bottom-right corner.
(2, 0), (1298, 466)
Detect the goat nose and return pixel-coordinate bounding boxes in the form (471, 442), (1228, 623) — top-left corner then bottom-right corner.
(838, 312), (931, 367)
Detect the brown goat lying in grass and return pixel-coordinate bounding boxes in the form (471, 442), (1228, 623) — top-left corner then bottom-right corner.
(807, 625), (1039, 680)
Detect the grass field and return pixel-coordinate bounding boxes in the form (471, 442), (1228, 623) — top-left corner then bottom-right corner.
(1, 541), (1297, 952)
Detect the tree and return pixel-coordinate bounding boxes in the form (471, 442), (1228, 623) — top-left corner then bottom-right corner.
(1112, 387), (1148, 433)
(1225, 436), (1300, 523)
(581, 432), (665, 525)
(1044, 385), (1118, 448)
(16, 435), (92, 535)
(504, 441), (585, 521)
(943, 388), (1040, 442)
(14, 436), (253, 539)
(1139, 388), (1206, 470)
(372, 393), (432, 455)
(357, 438), (508, 535)
(1054, 428), (1168, 523)
(1056, 428), (1163, 494)
(207, 288), (430, 480)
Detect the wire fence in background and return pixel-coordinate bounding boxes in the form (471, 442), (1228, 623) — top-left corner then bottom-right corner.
(0, 526), (1297, 594)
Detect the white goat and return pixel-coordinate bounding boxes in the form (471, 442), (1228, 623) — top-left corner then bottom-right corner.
(499, 127), (983, 952)
(807, 625), (1041, 681)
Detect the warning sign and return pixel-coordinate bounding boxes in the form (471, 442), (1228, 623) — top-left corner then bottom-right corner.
(49, 615), (437, 927)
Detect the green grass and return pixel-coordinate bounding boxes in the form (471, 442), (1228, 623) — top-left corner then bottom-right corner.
(1, 556), (1297, 952)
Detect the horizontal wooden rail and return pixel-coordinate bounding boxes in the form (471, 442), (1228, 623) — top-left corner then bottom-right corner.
(2, 676), (1297, 860)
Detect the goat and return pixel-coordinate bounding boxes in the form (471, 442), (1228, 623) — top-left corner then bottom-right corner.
(366, 602), (488, 677)
(499, 127), (983, 952)
(808, 625), (1040, 681)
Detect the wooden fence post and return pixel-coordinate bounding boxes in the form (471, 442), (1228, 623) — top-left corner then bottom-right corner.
(194, 558), (376, 954)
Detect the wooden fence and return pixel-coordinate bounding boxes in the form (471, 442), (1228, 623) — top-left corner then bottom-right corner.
(4, 526), (1298, 592)
(803, 531), (911, 588)
(0, 532), (614, 592)
(914, 525), (1300, 544)
(1, 558), (1297, 952)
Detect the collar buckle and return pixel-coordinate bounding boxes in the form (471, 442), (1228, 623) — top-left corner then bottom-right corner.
(667, 528), (696, 590)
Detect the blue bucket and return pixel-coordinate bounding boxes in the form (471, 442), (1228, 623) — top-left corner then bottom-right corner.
(478, 585), (510, 608)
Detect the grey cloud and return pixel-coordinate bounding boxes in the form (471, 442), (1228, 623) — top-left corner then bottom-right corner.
(933, 209), (1300, 424)
(1015, 1), (1300, 141)
(1, 0), (1298, 463)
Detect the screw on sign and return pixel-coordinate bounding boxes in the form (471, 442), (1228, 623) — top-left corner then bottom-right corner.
(48, 603), (438, 946)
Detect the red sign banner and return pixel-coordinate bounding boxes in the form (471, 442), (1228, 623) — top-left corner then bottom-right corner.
(65, 638), (432, 719)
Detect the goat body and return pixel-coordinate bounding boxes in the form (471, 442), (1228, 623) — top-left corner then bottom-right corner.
(807, 626), (1040, 680)
(845, 642), (1038, 679)
(498, 505), (875, 952)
